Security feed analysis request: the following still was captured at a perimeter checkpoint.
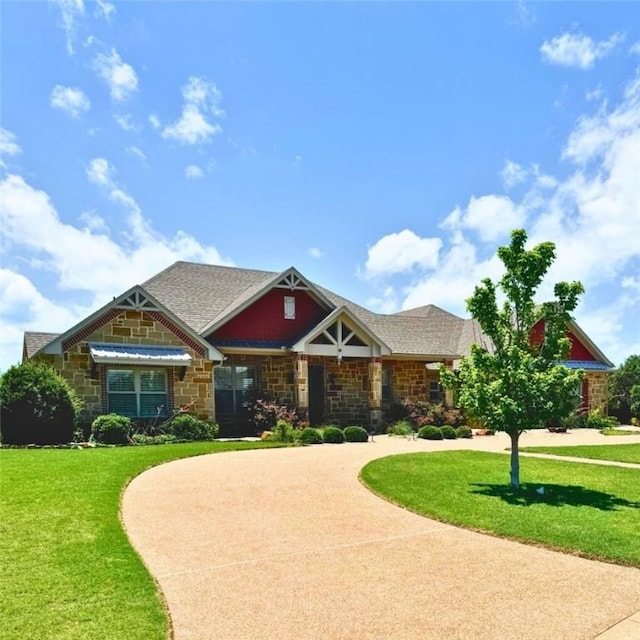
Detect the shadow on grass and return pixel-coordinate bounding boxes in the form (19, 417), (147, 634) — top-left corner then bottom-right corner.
(470, 483), (640, 511)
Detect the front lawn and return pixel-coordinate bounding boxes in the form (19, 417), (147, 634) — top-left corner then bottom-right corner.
(360, 450), (640, 566)
(1, 441), (284, 640)
(521, 443), (640, 465)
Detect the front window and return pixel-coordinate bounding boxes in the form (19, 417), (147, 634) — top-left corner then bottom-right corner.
(215, 365), (257, 414)
(107, 369), (168, 418)
(428, 381), (444, 403)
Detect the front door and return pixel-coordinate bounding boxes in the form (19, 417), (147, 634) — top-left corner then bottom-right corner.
(308, 364), (325, 426)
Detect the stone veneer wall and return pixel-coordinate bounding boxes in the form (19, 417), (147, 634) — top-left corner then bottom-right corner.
(33, 310), (213, 421)
(586, 372), (609, 412)
(317, 357), (370, 426)
(385, 360), (440, 404)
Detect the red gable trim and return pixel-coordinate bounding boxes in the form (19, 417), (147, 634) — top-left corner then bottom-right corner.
(147, 311), (206, 357)
(63, 309), (121, 352)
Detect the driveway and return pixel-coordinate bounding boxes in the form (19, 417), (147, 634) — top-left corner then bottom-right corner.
(122, 431), (640, 640)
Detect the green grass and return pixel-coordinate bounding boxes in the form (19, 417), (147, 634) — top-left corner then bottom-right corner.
(600, 428), (640, 436)
(1, 441), (284, 640)
(360, 450), (640, 566)
(522, 442), (640, 464)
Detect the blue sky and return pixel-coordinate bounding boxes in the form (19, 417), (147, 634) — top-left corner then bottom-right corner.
(1, 1), (640, 371)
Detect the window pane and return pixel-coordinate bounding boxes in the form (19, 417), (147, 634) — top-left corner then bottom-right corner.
(108, 370), (134, 392)
(108, 393), (137, 417)
(141, 370), (166, 392)
(214, 366), (233, 391)
(140, 394), (168, 417)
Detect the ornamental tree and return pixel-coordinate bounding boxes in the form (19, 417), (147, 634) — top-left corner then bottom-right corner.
(440, 229), (584, 489)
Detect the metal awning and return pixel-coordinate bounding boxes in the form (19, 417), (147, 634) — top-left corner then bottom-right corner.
(559, 360), (613, 371)
(89, 343), (192, 366)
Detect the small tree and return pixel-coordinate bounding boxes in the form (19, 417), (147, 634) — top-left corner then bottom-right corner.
(441, 229), (584, 489)
(0, 361), (82, 445)
(609, 355), (640, 420)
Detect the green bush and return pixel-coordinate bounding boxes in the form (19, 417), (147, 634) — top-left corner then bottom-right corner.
(585, 408), (619, 431)
(322, 426), (345, 444)
(343, 425), (369, 442)
(440, 425), (457, 440)
(299, 427), (323, 445)
(266, 419), (297, 443)
(163, 414), (219, 441)
(91, 414), (132, 445)
(130, 433), (178, 445)
(417, 425), (444, 440)
(386, 420), (414, 436)
(455, 426), (473, 439)
(0, 361), (82, 445)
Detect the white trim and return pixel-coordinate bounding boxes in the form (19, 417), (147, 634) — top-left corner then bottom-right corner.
(89, 343), (192, 366)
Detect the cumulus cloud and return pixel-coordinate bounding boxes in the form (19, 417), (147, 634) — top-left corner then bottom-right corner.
(162, 76), (223, 145)
(95, 0), (116, 21)
(0, 128), (21, 157)
(364, 230), (442, 278)
(114, 113), (138, 131)
(0, 173), (233, 362)
(92, 48), (138, 101)
(501, 160), (528, 189)
(51, 0), (85, 55)
(50, 85), (90, 118)
(442, 195), (525, 243)
(540, 31), (625, 70)
(185, 164), (204, 179)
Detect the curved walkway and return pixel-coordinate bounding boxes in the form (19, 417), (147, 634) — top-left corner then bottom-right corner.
(122, 431), (640, 640)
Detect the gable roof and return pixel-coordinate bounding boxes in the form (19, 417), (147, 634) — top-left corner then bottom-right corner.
(23, 332), (60, 361)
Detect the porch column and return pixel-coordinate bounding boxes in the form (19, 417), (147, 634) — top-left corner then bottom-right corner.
(369, 356), (382, 428)
(443, 360), (454, 406)
(294, 354), (309, 419)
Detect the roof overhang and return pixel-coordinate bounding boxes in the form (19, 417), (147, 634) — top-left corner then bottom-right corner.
(89, 343), (193, 366)
(559, 360), (614, 371)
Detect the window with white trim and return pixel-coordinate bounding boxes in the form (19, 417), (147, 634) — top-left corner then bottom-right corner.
(284, 295), (296, 320)
(107, 369), (168, 418)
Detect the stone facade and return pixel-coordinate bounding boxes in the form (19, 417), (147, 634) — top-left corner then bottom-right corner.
(586, 371), (609, 412)
(33, 310), (213, 422)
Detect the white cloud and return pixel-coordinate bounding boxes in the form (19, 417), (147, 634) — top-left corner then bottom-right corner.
(0, 172), (233, 368)
(367, 286), (399, 314)
(442, 195), (525, 242)
(50, 85), (90, 118)
(0, 128), (21, 157)
(185, 164), (204, 179)
(126, 146), (147, 162)
(162, 76), (223, 145)
(149, 113), (161, 129)
(364, 230), (442, 278)
(540, 31), (625, 70)
(86, 157), (112, 186)
(630, 42), (640, 56)
(308, 247), (323, 258)
(51, 0), (85, 55)
(95, 0), (116, 21)
(501, 160), (528, 189)
(92, 48), (138, 101)
(79, 210), (109, 233)
(114, 113), (138, 131)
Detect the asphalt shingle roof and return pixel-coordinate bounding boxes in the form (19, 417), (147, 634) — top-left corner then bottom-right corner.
(143, 261), (481, 357)
(23, 332), (60, 360)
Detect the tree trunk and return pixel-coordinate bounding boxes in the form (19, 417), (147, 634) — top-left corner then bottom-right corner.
(509, 430), (520, 490)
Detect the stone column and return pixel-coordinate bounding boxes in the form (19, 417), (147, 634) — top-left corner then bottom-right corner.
(442, 360), (455, 407)
(369, 356), (382, 428)
(294, 354), (309, 418)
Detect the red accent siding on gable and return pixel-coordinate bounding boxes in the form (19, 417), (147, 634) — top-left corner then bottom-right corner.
(212, 289), (328, 342)
(530, 320), (596, 361)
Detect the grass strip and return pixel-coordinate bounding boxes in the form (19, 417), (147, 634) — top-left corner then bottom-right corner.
(1, 441), (284, 640)
(521, 443), (640, 464)
(360, 450), (640, 566)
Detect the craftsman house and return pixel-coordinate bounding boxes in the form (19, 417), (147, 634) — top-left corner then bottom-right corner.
(22, 261), (614, 435)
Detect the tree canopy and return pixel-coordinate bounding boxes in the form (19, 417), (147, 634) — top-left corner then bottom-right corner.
(609, 355), (640, 419)
(441, 229), (585, 489)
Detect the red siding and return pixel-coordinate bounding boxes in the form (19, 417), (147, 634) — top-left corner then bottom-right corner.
(212, 288), (328, 343)
(530, 320), (596, 361)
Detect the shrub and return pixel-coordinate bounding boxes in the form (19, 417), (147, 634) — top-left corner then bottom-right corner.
(267, 419), (297, 443)
(130, 433), (177, 445)
(417, 425), (444, 440)
(560, 410), (588, 430)
(386, 420), (414, 437)
(343, 425), (369, 442)
(251, 399), (300, 431)
(0, 362), (82, 445)
(163, 414), (219, 441)
(91, 414), (132, 445)
(322, 426), (345, 444)
(586, 408), (619, 431)
(455, 426), (473, 439)
(299, 427), (323, 445)
(440, 425), (457, 440)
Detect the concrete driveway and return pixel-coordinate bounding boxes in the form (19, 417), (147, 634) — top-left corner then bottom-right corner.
(121, 431), (640, 640)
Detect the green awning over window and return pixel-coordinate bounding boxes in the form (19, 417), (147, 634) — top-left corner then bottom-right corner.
(89, 343), (192, 366)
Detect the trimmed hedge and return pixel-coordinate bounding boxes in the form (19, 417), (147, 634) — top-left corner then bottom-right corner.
(299, 427), (323, 445)
(417, 425), (444, 440)
(440, 425), (457, 440)
(322, 426), (345, 444)
(163, 414), (219, 441)
(343, 426), (369, 442)
(455, 426), (473, 439)
(91, 414), (132, 445)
